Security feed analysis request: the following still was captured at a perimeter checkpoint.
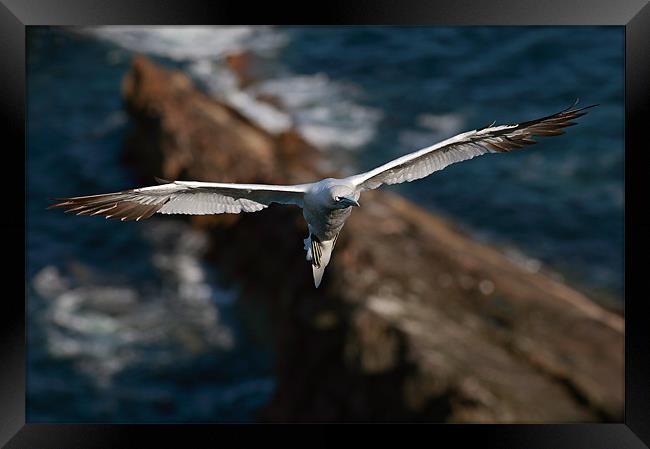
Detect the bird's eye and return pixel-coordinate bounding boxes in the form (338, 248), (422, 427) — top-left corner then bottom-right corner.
(334, 196), (340, 201)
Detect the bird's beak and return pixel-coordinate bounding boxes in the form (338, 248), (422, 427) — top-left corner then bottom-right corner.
(340, 196), (360, 208)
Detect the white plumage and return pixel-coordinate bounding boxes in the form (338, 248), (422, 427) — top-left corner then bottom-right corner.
(51, 102), (594, 287)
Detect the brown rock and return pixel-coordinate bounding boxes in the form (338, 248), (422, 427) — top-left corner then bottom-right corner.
(225, 51), (269, 88)
(121, 56), (623, 422)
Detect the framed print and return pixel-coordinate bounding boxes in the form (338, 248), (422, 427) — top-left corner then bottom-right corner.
(2, 0), (649, 447)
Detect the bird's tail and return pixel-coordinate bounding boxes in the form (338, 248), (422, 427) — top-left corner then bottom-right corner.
(304, 233), (339, 288)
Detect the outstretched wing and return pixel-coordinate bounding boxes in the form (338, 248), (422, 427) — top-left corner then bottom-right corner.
(348, 101), (596, 191)
(49, 180), (309, 221)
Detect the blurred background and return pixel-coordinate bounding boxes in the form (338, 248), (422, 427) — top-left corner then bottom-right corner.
(27, 26), (623, 422)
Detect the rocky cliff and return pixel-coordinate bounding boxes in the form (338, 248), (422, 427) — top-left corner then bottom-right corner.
(121, 55), (623, 422)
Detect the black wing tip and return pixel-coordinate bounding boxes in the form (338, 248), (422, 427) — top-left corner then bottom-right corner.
(564, 99), (599, 113)
(480, 100), (597, 133)
(582, 103), (599, 111)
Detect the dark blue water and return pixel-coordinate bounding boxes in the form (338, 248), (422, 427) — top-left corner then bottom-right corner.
(26, 26), (623, 422)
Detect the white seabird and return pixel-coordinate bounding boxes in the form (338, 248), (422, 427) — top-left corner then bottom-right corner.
(50, 102), (595, 287)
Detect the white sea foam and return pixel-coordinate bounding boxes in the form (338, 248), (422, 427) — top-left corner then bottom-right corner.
(252, 74), (383, 149)
(82, 26), (382, 150)
(189, 60), (293, 134)
(84, 26), (288, 60)
(31, 220), (235, 387)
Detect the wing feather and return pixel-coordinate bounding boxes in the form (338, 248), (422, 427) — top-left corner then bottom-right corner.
(349, 102), (596, 191)
(49, 180), (308, 221)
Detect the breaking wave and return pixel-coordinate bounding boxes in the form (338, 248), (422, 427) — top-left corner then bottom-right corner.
(81, 26), (382, 150)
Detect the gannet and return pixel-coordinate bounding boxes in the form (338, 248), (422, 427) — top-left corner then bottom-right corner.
(50, 101), (595, 287)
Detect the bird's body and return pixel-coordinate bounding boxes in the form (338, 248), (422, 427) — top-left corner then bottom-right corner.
(301, 178), (361, 286)
(50, 101), (595, 288)
(303, 178), (359, 240)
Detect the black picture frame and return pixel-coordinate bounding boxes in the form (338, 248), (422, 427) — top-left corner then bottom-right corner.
(3, 0), (649, 447)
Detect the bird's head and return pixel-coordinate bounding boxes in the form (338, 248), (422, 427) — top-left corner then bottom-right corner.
(329, 185), (360, 209)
